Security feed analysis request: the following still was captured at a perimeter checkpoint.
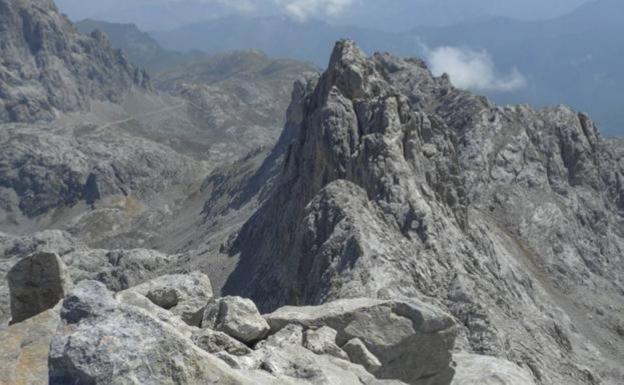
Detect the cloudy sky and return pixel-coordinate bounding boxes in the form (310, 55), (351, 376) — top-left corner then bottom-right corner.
(54, 0), (593, 94)
(57, 0), (591, 31)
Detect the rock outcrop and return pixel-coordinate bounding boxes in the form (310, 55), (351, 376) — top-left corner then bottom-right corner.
(7, 252), (72, 324)
(43, 276), (455, 385)
(0, 230), (181, 327)
(0, 308), (60, 385)
(451, 353), (537, 385)
(202, 296), (270, 343)
(127, 272), (213, 326)
(225, 40), (624, 384)
(0, 0), (149, 123)
(265, 298), (457, 385)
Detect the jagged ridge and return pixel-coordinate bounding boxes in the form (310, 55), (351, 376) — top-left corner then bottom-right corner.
(225, 40), (624, 385)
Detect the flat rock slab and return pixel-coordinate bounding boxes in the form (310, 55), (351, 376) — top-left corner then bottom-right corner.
(265, 298), (457, 385)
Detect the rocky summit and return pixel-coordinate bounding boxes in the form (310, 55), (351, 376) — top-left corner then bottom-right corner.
(224, 40), (624, 384)
(0, 0), (622, 384)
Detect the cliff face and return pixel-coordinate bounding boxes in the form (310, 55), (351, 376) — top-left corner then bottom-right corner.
(0, 0), (149, 123)
(225, 40), (624, 385)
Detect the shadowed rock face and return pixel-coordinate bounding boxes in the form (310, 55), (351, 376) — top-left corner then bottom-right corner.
(8, 252), (72, 324)
(0, 0), (149, 123)
(225, 40), (624, 385)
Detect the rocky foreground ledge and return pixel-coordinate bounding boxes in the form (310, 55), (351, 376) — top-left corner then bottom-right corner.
(0, 252), (534, 385)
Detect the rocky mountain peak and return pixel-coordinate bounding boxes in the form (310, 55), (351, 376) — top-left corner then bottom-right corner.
(0, 0), (150, 123)
(323, 39), (385, 100)
(224, 40), (624, 385)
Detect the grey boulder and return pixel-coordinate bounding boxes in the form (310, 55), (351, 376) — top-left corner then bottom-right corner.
(265, 298), (457, 385)
(203, 296), (270, 343)
(48, 281), (279, 385)
(343, 338), (383, 374)
(127, 272), (213, 326)
(192, 328), (253, 356)
(303, 326), (349, 360)
(8, 252), (73, 324)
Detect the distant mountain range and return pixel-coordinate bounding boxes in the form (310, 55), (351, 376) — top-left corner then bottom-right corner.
(56, 0), (591, 31)
(409, 0), (624, 135)
(144, 0), (623, 135)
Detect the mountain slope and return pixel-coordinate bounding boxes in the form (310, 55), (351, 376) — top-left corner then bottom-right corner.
(75, 19), (199, 72)
(0, 0), (149, 123)
(224, 40), (624, 385)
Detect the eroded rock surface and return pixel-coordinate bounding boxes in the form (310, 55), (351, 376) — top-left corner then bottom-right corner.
(226, 40), (624, 385)
(45, 280), (445, 385)
(451, 353), (536, 385)
(202, 296), (270, 343)
(0, 0), (149, 123)
(265, 298), (457, 385)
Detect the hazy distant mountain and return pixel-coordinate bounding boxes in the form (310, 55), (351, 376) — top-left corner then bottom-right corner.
(333, 0), (591, 31)
(75, 19), (204, 72)
(56, 0), (277, 31)
(150, 16), (412, 68)
(410, 0), (624, 135)
(55, 0), (592, 32)
(151, 0), (623, 135)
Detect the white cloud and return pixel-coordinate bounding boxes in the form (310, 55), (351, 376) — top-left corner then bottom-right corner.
(426, 46), (527, 92)
(275, 0), (354, 21)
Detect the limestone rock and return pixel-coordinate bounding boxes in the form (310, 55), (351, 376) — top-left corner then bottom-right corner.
(451, 353), (537, 385)
(265, 298), (456, 385)
(8, 252), (73, 324)
(226, 39), (624, 384)
(49, 281), (278, 385)
(303, 326), (349, 360)
(0, 308), (61, 385)
(192, 328), (253, 356)
(203, 296), (270, 343)
(60, 280), (117, 324)
(343, 338), (382, 373)
(128, 272), (213, 326)
(244, 323), (409, 385)
(0, 0), (149, 123)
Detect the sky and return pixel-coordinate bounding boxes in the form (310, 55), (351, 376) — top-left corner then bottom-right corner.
(53, 0), (593, 95)
(56, 0), (593, 31)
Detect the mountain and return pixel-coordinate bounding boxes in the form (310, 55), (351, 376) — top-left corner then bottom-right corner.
(222, 40), (624, 384)
(0, 0), (149, 123)
(75, 19), (196, 72)
(150, 16), (412, 68)
(332, 0), (591, 31)
(55, 0), (592, 32)
(56, 0), (280, 31)
(0, 0), (623, 383)
(150, 0), (624, 135)
(409, 0), (624, 135)
(0, 2), (314, 254)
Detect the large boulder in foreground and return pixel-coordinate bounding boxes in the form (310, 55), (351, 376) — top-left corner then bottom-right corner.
(451, 353), (537, 385)
(265, 298), (457, 385)
(48, 281), (278, 385)
(8, 252), (73, 324)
